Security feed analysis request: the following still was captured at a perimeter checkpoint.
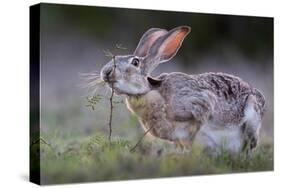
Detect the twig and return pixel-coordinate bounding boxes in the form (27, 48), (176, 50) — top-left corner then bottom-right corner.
(102, 46), (126, 144)
(108, 85), (114, 143)
(108, 55), (116, 143)
(31, 137), (51, 147)
(130, 125), (154, 152)
(31, 137), (57, 156)
(116, 43), (127, 50)
(103, 49), (114, 57)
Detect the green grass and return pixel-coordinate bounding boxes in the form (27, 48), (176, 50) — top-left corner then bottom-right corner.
(33, 133), (273, 185)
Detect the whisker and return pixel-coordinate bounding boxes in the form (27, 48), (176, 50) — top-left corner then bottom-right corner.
(79, 70), (103, 88)
(79, 70), (100, 75)
(79, 79), (100, 89)
(79, 71), (101, 81)
(104, 88), (109, 97)
(90, 82), (107, 96)
(88, 79), (104, 86)
(81, 75), (100, 81)
(104, 86), (112, 97)
(79, 70), (112, 99)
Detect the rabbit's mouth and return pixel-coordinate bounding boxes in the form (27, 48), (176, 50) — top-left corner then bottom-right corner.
(101, 73), (116, 83)
(104, 79), (116, 85)
(105, 81), (124, 95)
(101, 73), (122, 93)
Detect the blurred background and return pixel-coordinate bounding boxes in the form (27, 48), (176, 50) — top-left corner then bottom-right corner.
(38, 3), (273, 183)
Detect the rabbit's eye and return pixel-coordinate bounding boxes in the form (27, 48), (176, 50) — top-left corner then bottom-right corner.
(131, 58), (139, 67)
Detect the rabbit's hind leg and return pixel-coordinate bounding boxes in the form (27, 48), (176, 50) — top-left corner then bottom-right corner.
(241, 95), (262, 152)
(173, 123), (201, 153)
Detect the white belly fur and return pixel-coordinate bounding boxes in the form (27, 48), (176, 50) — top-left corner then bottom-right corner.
(195, 123), (243, 153)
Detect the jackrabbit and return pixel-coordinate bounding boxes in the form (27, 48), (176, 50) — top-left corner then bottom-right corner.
(100, 26), (266, 153)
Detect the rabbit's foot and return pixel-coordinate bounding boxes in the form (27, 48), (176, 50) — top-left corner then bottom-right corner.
(242, 133), (258, 154)
(175, 140), (192, 154)
(249, 136), (258, 150)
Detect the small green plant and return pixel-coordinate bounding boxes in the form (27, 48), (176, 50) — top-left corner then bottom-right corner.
(85, 95), (103, 111)
(39, 133), (273, 184)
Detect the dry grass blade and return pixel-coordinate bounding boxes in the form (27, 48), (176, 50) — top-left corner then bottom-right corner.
(116, 43), (127, 50)
(103, 49), (114, 58)
(130, 125), (154, 152)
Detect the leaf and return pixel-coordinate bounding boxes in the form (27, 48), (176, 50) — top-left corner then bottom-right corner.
(86, 95), (103, 111)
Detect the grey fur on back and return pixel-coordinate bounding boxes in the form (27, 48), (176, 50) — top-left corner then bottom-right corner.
(155, 72), (266, 126)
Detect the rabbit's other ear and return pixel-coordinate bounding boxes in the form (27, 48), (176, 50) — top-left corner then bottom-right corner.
(134, 28), (168, 57)
(147, 76), (163, 87)
(144, 26), (191, 74)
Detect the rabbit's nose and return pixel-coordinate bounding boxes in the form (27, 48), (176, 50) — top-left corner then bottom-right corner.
(102, 67), (114, 81)
(105, 68), (113, 77)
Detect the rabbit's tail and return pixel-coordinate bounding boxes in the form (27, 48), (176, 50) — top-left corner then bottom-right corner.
(253, 88), (266, 117)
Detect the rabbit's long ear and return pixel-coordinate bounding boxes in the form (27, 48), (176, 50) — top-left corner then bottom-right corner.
(144, 26), (191, 74)
(134, 28), (168, 57)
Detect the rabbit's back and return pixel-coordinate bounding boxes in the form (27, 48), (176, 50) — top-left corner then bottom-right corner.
(158, 72), (265, 126)
(196, 73), (265, 119)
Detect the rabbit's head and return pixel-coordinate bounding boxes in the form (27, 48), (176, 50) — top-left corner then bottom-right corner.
(101, 26), (191, 95)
